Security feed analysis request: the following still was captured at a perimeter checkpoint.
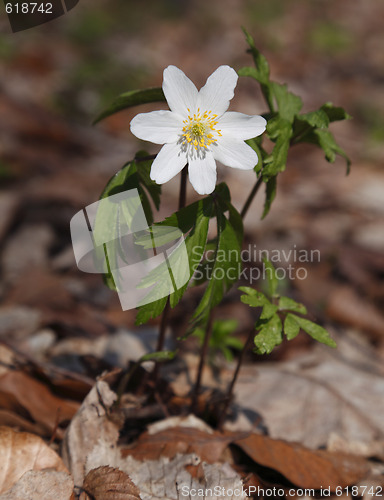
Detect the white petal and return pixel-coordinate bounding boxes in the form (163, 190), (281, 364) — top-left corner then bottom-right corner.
(162, 66), (198, 116)
(188, 153), (217, 195)
(150, 143), (186, 184)
(197, 66), (238, 117)
(130, 110), (183, 144)
(218, 112), (267, 140)
(213, 136), (259, 170)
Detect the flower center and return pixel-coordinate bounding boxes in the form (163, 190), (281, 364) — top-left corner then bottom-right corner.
(181, 109), (222, 153)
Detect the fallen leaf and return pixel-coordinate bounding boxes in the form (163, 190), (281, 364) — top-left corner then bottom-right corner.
(233, 433), (369, 490)
(86, 450), (245, 500)
(0, 370), (79, 438)
(0, 426), (68, 494)
(0, 470), (74, 500)
(326, 286), (384, 342)
(230, 335), (384, 449)
(79, 466), (140, 500)
(122, 426), (245, 464)
(61, 380), (120, 487)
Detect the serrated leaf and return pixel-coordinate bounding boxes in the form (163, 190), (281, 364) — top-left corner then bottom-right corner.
(270, 82), (303, 123)
(135, 296), (168, 326)
(278, 296), (307, 315)
(263, 117), (291, 179)
(254, 313), (283, 354)
(292, 315), (337, 347)
(296, 109), (330, 129)
(135, 197), (213, 325)
(245, 138), (263, 174)
(284, 313), (301, 340)
(263, 258), (278, 297)
(321, 102), (352, 122)
(94, 157), (159, 291)
(239, 287), (270, 308)
(240, 28), (274, 112)
(260, 303), (279, 320)
(192, 196), (243, 329)
(94, 87), (166, 124)
(314, 129), (351, 173)
(241, 28), (270, 84)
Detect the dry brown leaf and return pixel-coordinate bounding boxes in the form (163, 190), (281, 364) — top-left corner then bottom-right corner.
(0, 470), (74, 500)
(61, 380), (120, 487)
(0, 426), (68, 494)
(233, 433), (369, 490)
(86, 449), (246, 500)
(79, 466), (140, 500)
(327, 286), (384, 342)
(0, 370), (79, 438)
(0, 409), (47, 435)
(122, 426), (246, 463)
(231, 339), (384, 449)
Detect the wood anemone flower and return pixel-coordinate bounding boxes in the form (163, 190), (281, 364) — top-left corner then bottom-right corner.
(130, 65), (266, 195)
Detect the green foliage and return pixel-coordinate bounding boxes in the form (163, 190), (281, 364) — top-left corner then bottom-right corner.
(135, 183), (243, 330)
(94, 87), (165, 124)
(139, 350), (177, 363)
(239, 28), (351, 216)
(193, 319), (243, 362)
(135, 194), (213, 325)
(239, 259), (336, 354)
(94, 152), (161, 290)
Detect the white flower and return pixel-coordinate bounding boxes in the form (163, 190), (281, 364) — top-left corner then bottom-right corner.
(130, 65), (266, 195)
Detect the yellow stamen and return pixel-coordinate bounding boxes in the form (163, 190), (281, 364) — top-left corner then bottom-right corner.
(181, 109), (221, 153)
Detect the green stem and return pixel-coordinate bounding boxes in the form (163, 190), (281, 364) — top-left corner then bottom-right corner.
(240, 175), (263, 219)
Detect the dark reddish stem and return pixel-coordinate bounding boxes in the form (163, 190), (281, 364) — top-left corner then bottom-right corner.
(152, 166), (188, 385)
(217, 327), (254, 430)
(190, 312), (214, 414)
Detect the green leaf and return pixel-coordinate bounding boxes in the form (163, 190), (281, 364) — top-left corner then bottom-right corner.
(263, 258), (278, 297)
(284, 313), (301, 340)
(278, 296), (307, 315)
(292, 315), (337, 347)
(263, 117), (292, 179)
(241, 28), (270, 83)
(239, 287), (270, 308)
(254, 313), (283, 354)
(245, 138), (263, 174)
(295, 109), (330, 130)
(261, 176), (277, 219)
(270, 82), (302, 123)
(93, 155), (160, 291)
(139, 350), (177, 363)
(313, 129), (351, 173)
(94, 87), (166, 124)
(321, 102), (352, 122)
(192, 193), (243, 328)
(135, 196), (213, 325)
(260, 303), (279, 320)
(240, 28), (274, 111)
